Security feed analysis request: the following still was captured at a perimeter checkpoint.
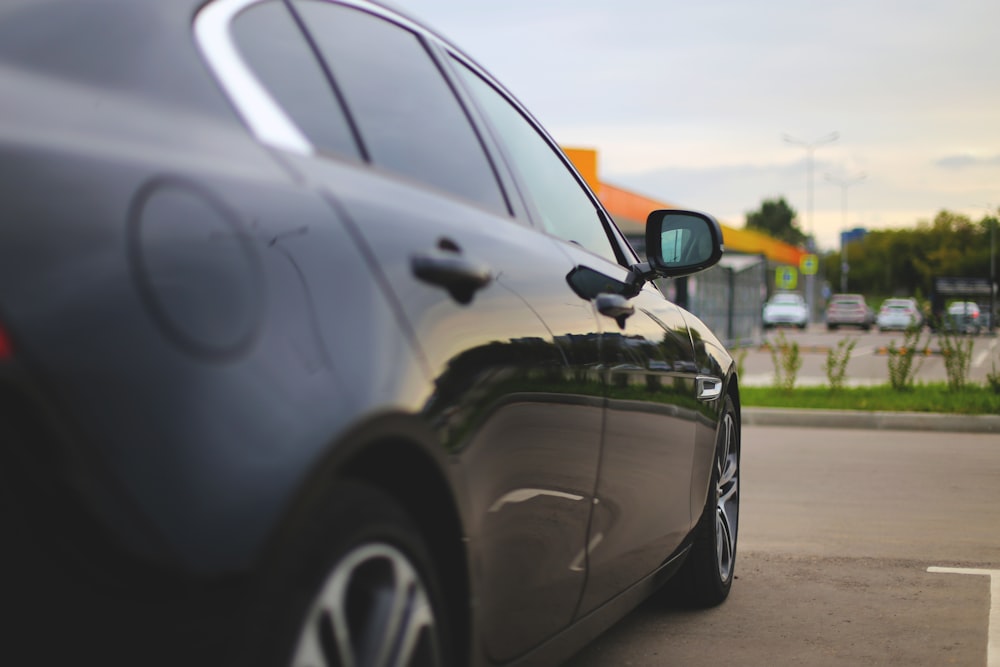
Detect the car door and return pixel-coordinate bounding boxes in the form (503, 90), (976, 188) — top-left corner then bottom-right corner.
(223, 1), (605, 659)
(448, 56), (709, 616)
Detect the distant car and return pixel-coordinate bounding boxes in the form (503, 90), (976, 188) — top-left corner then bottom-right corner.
(876, 298), (923, 332)
(763, 292), (809, 329)
(942, 301), (983, 335)
(826, 294), (875, 331)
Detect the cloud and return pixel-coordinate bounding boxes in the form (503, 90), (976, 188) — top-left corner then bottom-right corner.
(935, 154), (1000, 169)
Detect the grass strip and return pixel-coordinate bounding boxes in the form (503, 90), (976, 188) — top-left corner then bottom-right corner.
(740, 382), (1000, 415)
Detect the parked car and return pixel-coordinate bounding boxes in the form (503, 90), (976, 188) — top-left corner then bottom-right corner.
(763, 291), (809, 329)
(876, 297), (923, 332)
(942, 301), (983, 335)
(0, 1), (741, 665)
(826, 294), (875, 330)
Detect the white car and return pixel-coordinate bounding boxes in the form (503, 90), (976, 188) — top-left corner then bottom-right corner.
(876, 298), (923, 332)
(763, 292), (809, 329)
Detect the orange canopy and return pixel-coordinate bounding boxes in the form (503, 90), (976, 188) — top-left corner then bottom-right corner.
(563, 147), (806, 267)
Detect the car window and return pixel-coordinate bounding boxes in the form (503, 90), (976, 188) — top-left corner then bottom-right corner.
(452, 59), (619, 264)
(772, 294), (801, 304)
(230, 1), (361, 160)
(290, 1), (508, 214)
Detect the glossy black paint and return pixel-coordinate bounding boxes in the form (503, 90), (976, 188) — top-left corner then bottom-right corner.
(0, 0), (739, 664)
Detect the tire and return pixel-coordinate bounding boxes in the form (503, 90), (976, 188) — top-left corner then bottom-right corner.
(246, 480), (452, 667)
(668, 394), (740, 607)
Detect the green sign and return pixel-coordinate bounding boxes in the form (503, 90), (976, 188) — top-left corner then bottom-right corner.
(775, 266), (798, 289)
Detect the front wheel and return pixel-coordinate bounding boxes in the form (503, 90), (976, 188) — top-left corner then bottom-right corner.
(667, 394), (740, 607)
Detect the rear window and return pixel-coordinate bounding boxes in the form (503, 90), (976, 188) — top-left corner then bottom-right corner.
(772, 294), (802, 304)
(292, 1), (509, 213)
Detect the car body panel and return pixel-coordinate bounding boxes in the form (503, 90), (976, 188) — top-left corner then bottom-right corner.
(553, 244), (706, 617)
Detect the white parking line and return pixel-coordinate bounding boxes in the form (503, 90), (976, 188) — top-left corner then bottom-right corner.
(927, 566), (1000, 666)
(974, 338), (999, 369)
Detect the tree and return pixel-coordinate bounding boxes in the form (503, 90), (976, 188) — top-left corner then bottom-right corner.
(745, 197), (807, 246)
(821, 209), (998, 300)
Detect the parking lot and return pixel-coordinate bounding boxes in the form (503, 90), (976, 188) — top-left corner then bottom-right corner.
(565, 424), (1000, 666)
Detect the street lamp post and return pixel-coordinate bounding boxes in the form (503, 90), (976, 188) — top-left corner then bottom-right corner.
(991, 211), (997, 333)
(826, 172), (866, 293)
(783, 131), (839, 321)
(974, 204), (997, 333)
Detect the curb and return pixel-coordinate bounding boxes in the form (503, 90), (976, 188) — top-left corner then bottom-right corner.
(742, 407), (1000, 434)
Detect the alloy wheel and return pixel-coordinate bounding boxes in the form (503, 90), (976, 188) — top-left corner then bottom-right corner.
(715, 411), (739, 582)
(291, 542), (442, 667)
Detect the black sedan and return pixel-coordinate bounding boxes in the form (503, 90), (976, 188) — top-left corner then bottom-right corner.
(0, 1), (741, 665)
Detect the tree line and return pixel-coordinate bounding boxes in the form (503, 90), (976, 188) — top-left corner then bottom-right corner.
(744, 197), (998, 302)
(823, 209), (998, 301)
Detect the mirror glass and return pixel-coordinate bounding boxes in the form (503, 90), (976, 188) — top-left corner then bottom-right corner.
(657, 214), (712, 267)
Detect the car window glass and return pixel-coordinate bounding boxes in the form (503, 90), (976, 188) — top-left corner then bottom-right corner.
(231, 1), (360, 159)
(453, 60), (619, 264)
(291, 1), (507, 213)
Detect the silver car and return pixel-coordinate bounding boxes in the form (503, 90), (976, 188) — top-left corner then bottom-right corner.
(826, 294), (875, 331)
(876, 298), (923, 332)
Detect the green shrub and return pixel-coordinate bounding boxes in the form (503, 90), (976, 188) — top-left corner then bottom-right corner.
(767, 330), (802, 392)
(886, 328), (928, 391)
(937, 330), (974, 391)
(822, 337), (857, 391)
(987, 358), (1000, 395)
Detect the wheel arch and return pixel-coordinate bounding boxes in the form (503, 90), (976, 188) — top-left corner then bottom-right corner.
(341, 435), (471, 664)
(725, 372), (741, 429)
(248, 411), (472, 665)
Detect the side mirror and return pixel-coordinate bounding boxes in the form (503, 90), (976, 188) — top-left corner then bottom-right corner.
(644, 209), (724, 278)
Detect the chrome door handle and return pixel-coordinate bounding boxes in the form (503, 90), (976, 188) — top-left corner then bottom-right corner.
(411, 252), (492, 305)
(697, 375), (723, 401)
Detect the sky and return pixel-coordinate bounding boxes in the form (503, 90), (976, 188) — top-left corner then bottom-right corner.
(399, 0), (1000, 251)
